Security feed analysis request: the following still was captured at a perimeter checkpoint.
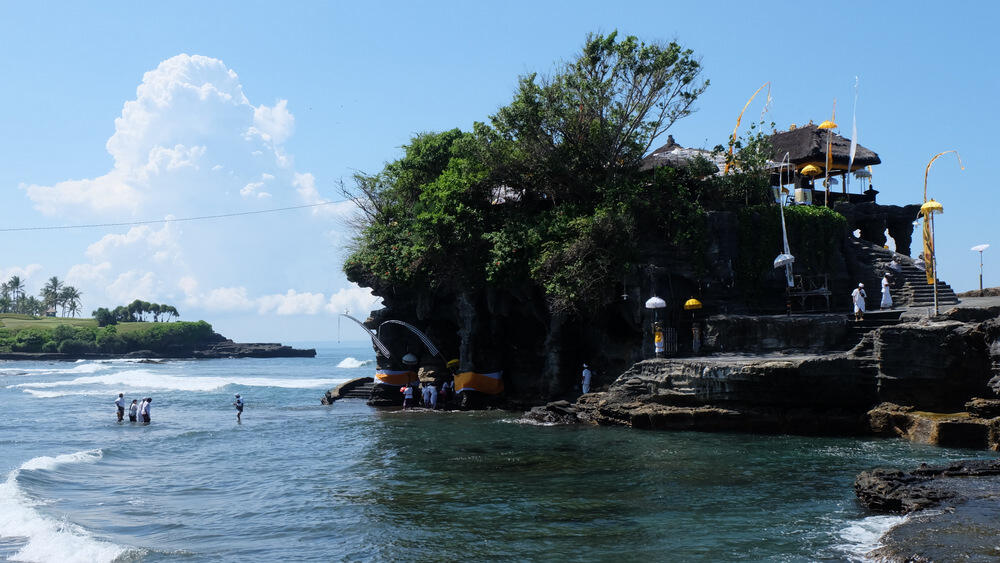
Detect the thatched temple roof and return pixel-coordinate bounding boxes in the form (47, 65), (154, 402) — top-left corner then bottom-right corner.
(639, 135), (725, 173)
(769, 124), (880, 170)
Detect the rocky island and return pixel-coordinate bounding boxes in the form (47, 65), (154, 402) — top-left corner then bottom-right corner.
(330, 32), (998, 559)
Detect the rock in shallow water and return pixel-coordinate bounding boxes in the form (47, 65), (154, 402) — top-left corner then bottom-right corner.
(856, 459), (1000, 562)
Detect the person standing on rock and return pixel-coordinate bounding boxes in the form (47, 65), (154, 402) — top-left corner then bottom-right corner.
(581, 364), (593, 394)
(114, 393), (126, 422)
(401, 384), (414, 409)
(233, 394), (244, 422)
(881, 273), (893, 310)
(852, 283), (867, 321)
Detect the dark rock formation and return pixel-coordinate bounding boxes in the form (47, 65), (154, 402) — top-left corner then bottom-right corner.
(834, 201), (921, 256)
(522, 400), (582, 425)
(191, 339), (316, 359)
(855, 459), (1000, 562)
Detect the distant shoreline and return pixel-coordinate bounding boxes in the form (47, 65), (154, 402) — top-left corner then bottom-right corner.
(0, 340), (316, 361)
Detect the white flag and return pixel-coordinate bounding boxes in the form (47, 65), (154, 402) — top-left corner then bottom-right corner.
(848, 77), (859, 192)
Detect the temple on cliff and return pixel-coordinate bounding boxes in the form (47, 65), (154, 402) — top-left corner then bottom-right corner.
(642, 124), (883, 206)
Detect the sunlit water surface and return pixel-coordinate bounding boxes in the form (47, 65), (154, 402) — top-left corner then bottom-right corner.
(0, 344), (994, 562)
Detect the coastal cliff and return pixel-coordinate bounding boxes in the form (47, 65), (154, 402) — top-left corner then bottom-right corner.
(518, 301), (1000, 450)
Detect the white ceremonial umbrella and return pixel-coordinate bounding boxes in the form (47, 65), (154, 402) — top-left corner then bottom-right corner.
(645, 296), (666, 322)
(972, 244), (990, 292)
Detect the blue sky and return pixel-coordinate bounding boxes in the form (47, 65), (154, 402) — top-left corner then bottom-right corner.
(1, 1), (997, 341)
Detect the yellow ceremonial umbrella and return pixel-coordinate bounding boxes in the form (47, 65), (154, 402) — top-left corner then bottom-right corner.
(920, 199), (943, 215)
(799, 164), (822, 176)
(818, 120), (837, 129)
(684, 298), (702, 311)
(920, 198), (944, 315)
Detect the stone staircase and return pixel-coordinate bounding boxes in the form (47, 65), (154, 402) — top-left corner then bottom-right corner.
(321, 377), (374, 404)
(849, 238), (958, 308)
(847, 309), (904, 347)
(339, 381), (374, 399)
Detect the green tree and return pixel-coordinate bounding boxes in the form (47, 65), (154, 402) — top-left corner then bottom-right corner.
(41, 276), (64, 315)
(60, 286), (82, 317)
(93, 307), (116, 327)
(480, 31), (707, 203)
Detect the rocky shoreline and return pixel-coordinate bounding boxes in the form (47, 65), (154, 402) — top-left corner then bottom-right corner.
(0, 337), (315, 361)
(855, 459), (1000, 561)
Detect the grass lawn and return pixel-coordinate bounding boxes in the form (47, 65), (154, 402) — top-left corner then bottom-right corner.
(0, 314), (167, 334)
(0, 314), (97, 330)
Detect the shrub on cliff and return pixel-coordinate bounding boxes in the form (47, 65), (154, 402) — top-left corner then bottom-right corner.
(736, 204), (849, 298)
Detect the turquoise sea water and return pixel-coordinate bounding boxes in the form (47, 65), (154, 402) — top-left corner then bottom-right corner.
(0, 343), (995, 562)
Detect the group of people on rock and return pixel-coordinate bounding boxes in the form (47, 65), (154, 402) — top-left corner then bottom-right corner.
(114, 393), (152, 425)
(400, 379), (454, 410)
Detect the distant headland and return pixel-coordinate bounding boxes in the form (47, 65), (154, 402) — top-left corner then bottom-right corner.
(0, 313), (315, 360)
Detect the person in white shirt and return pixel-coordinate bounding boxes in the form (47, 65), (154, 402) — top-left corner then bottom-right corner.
(141, 397), (152, 425)
(881, 274), (893, 310)
(581, 364), (593, 394)
(851, 283), (867, 321)
(401, 384), (414, 409)
(233, 394), (244, 422)
(114, 393), (125, 422)
(428, 384), (439, 409)
(128, 399), (138, 423)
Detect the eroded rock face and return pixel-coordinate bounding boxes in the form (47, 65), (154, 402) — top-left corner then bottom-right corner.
(867, 402), (1000, 450)
(582, 356), (876, 435)
(874, 321), (992, 410)
(583, 311), (1000, 444)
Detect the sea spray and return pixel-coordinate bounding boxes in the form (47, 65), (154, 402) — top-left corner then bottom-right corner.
(0, 450), (127, 563)
(336, 357), (372, 369)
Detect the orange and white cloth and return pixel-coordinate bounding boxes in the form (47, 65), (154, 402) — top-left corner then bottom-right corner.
(454, 371), (504, 395)
(374, 369), (417, 386)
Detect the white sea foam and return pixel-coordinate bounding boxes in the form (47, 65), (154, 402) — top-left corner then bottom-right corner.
(0, 363), (110, 376)
(10, 369), (348, 394)
(833, 514), (907, 561)
(0, 449), (127, 563)
(336, 357), (372, 369)
(20, 389), (111, 399)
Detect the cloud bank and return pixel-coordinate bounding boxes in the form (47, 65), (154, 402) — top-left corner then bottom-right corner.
(12, 54), (377, 327)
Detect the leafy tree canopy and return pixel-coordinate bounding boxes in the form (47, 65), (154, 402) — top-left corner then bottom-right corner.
(344, 32), (784, 315)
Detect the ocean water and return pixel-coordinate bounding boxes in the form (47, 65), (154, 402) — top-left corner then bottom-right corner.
(0, 343), (995, 562)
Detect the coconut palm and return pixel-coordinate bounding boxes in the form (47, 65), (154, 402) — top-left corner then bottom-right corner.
(41, 276), (64, 315)
(60, 286), (83, 318)
(6, 275), (25, 302)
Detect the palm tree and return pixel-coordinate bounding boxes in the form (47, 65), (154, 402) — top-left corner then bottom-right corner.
(41, 276), (64, 316)
(60, 286), (82, 318)
(7, 275), (25, 302)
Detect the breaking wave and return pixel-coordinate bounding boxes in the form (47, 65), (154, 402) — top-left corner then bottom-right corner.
(0, 449), (127, 563)
(336, 357), (372, 369)
(9, 369), (348, 395)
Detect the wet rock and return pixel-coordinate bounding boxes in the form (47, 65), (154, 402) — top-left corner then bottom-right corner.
(965, 397), (1000, 419)
(867, 402), (1000, 450)
(522, 400), (581, 424)
(856, 459), (1000, 562)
